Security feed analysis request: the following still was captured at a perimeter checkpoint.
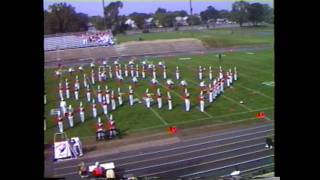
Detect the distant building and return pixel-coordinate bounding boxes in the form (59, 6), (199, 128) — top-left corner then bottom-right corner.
(175, 16), (189, 26)
(145, 17), (155, 28)
(125, 18), (137, 29)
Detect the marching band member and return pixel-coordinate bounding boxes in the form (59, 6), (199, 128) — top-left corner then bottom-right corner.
(78, 65), (83, 74)
(176, 66), (180, 80)
(96, 117), (104, 141)
(65, 79), (70, 99)
(59, 82), (64, 100)
(111, 90), (117, 110)
(67, 105), (74, 128)
(117, 87), (123, 106)
(60, 98), (67, 115)
(151, 78), (158, 89)
(92, 99), (98, 118)
(97, 85), (102, 103)
(79, 101), (85, 123)
(180, 80), (188, 89)
(167, 91), (173, 110)
(209, 66), (213, 80)
(132, 76), (138, 86)
(234, 67), (237, 81)
(135, 64), (139, 78)
(91, 69), (95, 84)
(156, 88), (162, 109)
(74, 87), (79, 100)
(128, 85), (134, 106)
(108, 115), (117, 138)
(163, 65), (167, 80)
(184, 92), (191, 112)
(57, 114), (64, 133)
(130, 64), (135, 77)
(83, 74), (88, 88)
(198, 66), (203, 80)
(105, 85), (110, 104)
(102, 97), (108, 115)
(166, 79), (174, 90)
(142, 65), (146, 79)
(108, 66), (113, 79)
(86, 85), (91, 102)
(124, 64), (128, 77)
(144, 89), (151, 108)
(75, 75), (80, 89)
(90, 62), (95, 69)
(199, 91), (205, 112)
(152, 65), (157, 79)
(208, 84), (213, 103)
(226, 72), (230, 87)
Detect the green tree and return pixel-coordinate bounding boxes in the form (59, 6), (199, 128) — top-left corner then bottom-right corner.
(44, 2), (88, 34)
(218, 9), (232, 20)
(187, 15), (201, 25)
(155, 8), (167, 14)
(129, 12), (150, 29)
(104, 1), (123, 32)
(89, 16), (105, 30)
(200, 6), (220, 23)
(247, 3), (267, 26)
(231, 0), (250, 27)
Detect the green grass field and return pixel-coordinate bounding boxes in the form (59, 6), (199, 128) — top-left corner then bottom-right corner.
(44, 49), (274, 144)
(116, 26), (274, 48)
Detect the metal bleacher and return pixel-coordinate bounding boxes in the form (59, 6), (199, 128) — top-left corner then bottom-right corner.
(44, 34), (115, 51)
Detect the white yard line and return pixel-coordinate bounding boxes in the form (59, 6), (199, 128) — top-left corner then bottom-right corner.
(221, 95), (253, 111)
(134, 93), (168, 126)
(138, 149), (271, 177)
(237, 84), (274, 101)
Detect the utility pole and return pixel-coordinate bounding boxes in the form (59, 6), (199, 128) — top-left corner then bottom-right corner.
(189, 0), (193, 16)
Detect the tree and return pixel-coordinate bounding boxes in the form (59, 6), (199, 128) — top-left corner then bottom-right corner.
(155, 8), (166, 14)
(200, 6), (220, 23)
(129, 12), (150, 29)
(44, 2), (89, 34)
(104, 1), (123, 32)
(263, 6), (274, 24)
(231, 0), (250, 27)
(187, 15), (201, 25)
(89, 16), (105, 31)
(218, 9), (232, 20)
(247, 3), (267, 26)
(172, 10), (188, 17)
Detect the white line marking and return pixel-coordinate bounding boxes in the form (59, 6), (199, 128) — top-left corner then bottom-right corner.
(125, 143), (266, 172)
(134, 93), (168, 125)
(221, 95), (252, 111)
(237, 84), (274, 100)
(179, 155), (274, 178)
(138, 149), (272, 177)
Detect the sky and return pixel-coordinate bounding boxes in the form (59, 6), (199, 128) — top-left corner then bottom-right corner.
(43, 0), (273, 16)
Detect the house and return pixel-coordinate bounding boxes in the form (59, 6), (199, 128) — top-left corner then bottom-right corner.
(175, 16), (189, 26)
(125, 18), (137, 29)
(144, 17), (154, 28)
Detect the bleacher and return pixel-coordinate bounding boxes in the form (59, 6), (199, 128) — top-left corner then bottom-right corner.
(44, 34), (116, 51)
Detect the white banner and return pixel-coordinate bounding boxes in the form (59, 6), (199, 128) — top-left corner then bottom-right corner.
(54, 141), (72, 159)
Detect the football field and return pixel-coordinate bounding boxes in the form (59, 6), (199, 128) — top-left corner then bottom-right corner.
(44, 49), (274, 144)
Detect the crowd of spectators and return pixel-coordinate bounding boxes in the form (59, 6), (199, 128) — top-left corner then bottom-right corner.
(81, 31), (115, 46)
